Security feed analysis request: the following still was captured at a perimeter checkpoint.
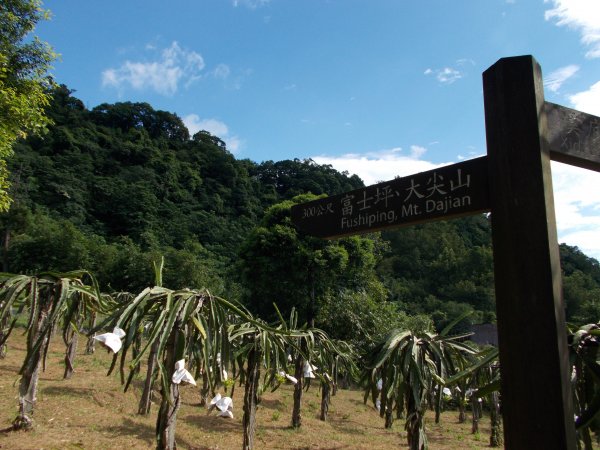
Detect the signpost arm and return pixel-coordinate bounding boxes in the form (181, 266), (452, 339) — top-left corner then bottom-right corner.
(483, 55), (576, 449)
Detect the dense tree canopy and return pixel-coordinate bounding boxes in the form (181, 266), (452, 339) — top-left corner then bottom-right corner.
(0, 0), (56, 211)
(238, 194), (388, 325)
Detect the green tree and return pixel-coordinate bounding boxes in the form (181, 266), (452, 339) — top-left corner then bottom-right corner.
(229, 315), (306, 450)
(560, 244), (600, 324)
(378, 216), (496, 325)
(96, 281), (240, 450)
(363, 324), (476, 450)
(316, 289), (432, 356)
(0, 0), (56, 210)
(0, 270), (104, 429)
(228, 305), (352, 449)
(239, 194), (386, 326)
(239, 194), (391, 431)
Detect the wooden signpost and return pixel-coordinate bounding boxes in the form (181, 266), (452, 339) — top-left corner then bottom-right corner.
(292, 55), (600, 449)
(291, 156), (490, 238)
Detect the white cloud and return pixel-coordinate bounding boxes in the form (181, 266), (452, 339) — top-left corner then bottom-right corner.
(545, 0), (600, 58)
(221, 68), (252, 91)
(569, 80), (600, 115)
(410, 145), (427, 159)
(424, 63), (467, 85)
(543, 64), (579, 92)
(312, 146), (447, 186)
(437, 67), (462, 84)
(552, 162), (600, 260)
(233, 0), (270, 8)
(226, 136), (242, 153)
(456, 58), (476, 67)
(312, 148), (600, 261)
(213, 64), (231, 80)
(102, 42), (205, 96)
(185, 116), (228, 136)
(182, 114), (242, 153)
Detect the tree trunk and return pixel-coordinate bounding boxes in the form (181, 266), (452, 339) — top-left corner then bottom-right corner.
(0, 306), (9, 359)
(396, 384), (405, 420)
(291, 353), (304, 428)
(14, 354), (42, 430)
(406, 409), (425, 450)
(13, 305), (49, 430)
(156, 325), (181, 450)
(2, 226), (10, 272)
(242, 345), (261, 450)
(427, 385), (435, 411)
(380, 367), (387, 419)
(471, 395), (480, 434)
(384, 403), (394, 429)
(320, 380), (330, 421)
(199, 370), (210, 407)
(457, 391), (466, 423)
(63, 326), (79, 379)
(138, 339), (159, 415)
(332, 358), (338, 396)
(489, 391), (503, 447)
(156, 380), (180, 450)
(85, 311), (97, 354)
(434, 384), (442, 424)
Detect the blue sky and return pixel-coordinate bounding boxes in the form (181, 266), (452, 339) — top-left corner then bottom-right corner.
(36, 0), (600, 259)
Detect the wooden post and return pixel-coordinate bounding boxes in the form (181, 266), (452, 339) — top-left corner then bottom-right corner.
(483, 55), (576, 449)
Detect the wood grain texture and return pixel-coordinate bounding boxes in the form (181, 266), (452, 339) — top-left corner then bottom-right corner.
(483, 55), (576, 450)
(546, 101), (600, 172)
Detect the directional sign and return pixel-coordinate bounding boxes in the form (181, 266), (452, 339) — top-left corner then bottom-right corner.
(291, 156), (489, 238)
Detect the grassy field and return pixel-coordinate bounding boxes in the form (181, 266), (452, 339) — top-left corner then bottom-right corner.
(0, 332), (496, 450)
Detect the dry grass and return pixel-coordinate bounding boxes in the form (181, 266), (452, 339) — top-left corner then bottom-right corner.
(0, 331), (496, 450)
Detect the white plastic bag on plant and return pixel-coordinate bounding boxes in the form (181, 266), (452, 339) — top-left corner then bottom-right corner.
(303, 361), (317, 378)
(172, 359), (197, 386)
(216, 396), (232, 412)
(93, 326), (126, 353)
(278, 370), (298, 385)
(209, 393), (222, 407)
(285, 373), (298, 384)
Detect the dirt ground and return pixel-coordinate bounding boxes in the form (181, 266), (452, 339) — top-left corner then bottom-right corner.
(0, 332), (496, 450)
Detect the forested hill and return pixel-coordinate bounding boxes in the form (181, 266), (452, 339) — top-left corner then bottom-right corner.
(8, 86), (363, 257)
(3, 86), (363, 294)
(4, 86), (600, 330)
